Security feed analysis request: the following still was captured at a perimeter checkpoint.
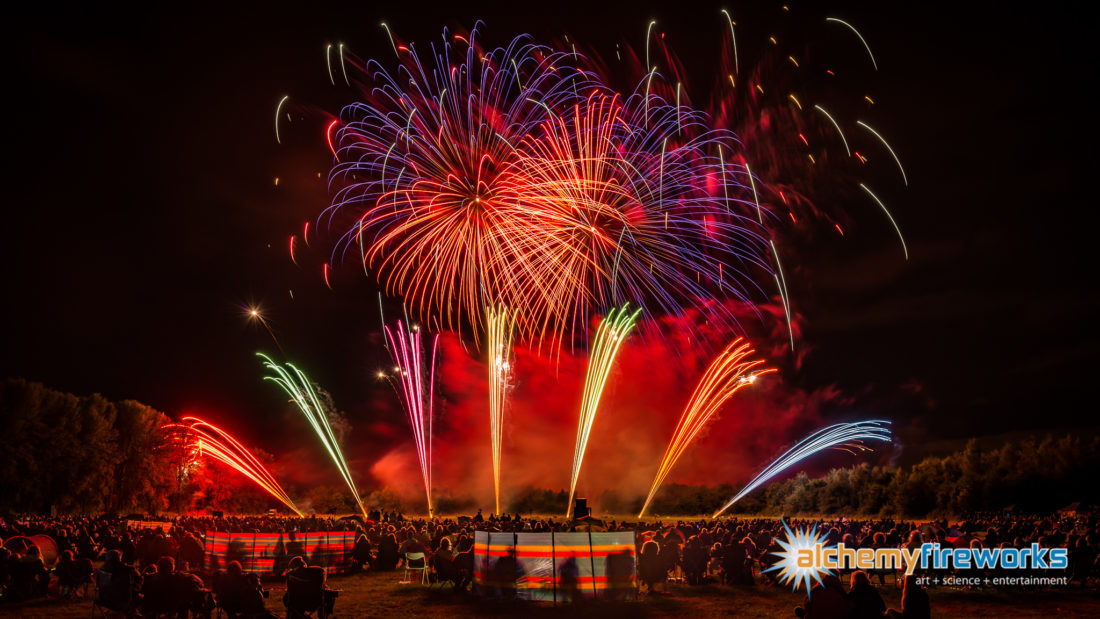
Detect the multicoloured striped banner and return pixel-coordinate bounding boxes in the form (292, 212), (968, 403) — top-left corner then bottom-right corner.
(203, 531), (355, 575)
(473, 531), (636, 601)
(126, 520), (174, 531)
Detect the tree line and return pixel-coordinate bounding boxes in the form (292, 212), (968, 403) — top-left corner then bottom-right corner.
(595, 433), (1100, 517)
(4, 377), (1098, 518)
(0, 378), (177, 514)
(503, 434), (1100, 517)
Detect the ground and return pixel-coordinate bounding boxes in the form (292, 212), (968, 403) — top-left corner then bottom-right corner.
(3, 570), (1100, 618)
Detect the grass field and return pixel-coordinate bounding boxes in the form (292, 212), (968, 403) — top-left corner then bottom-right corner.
(3, 569), (1100, 618)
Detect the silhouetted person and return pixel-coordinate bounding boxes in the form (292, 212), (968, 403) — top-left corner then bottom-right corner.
(56, 549), (93, 598)
(886, 574), (931, 619)
(682, 537), (707, 585)
(399, 533), (428, 558)
(491, 547), (523, 599)
(10, 546), (48, 601)
(431, 538), (461, 586)
(455, 533), (473, 553)
(284, 556), (308, 580)
(376, 533), (400, 570)
(794, 574), (852, 619)
(214, 560), (275, 618)
(352, 533), (373, 570)
(179, 532), (204, 571)
(639, 540), (665, 594)
(1071, 536), (1095, 587)
(141, 556), (210, 618)
(100, 550), (142, 613)
(848, 570), (887, 619)
(452, 549), (474, 591)
(558, 556), (580, 604)
(283, 556), (336, 617)
(606, 550), (634, 601)
(285, 532), (304, 561)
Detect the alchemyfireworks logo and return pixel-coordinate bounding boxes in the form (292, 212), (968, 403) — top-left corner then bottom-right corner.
(765, 521), (836, 593)
(766, 520), (1070, 595)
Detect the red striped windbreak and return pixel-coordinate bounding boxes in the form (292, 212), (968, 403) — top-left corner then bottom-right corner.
(203, 531), (355, 575)
(126, 520), (173, 532)
(473, 531), (636, 601)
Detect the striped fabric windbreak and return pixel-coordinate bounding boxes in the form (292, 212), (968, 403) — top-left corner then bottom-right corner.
(473, 531), (636, 601)
(126, 520), (174, 531)
(203, 531), (355, 575)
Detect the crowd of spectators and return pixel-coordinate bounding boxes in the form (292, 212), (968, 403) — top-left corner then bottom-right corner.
(1, 509), (1096, 616)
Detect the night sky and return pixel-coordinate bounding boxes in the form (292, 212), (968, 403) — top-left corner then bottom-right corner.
(4, 1), (1097, 492)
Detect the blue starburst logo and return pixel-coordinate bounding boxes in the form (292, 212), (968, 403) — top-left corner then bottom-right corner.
(764, 520), (835, 595)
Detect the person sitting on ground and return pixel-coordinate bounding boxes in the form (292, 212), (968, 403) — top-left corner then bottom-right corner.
(707, 542), (724, 580)
(1071, 536), (1095, 587)
(658, 532), (682, 583)
(451, 547), (475, 591)
(682, 536), (708, 585)
(870, 531), (891, 585)
(179, 532), (205, 572)
(723, 537), (755, 585)
(759, 538), (783, 586)
(351, 532), (372, 572)
(847, 570), (887, 619)
(376, 533), (400, 570)
(794, 574), (852, 619)
(638, 540), (665, 594)
(455, 533), (473, 553)
(886, 574), (931, 619)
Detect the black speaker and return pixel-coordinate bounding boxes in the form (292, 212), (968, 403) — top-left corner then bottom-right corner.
(573, 498), (590, 518)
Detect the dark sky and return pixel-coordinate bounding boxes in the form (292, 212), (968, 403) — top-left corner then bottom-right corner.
(4, 0), (1097, 463)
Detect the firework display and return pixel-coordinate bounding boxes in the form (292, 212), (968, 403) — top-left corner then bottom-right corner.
(259, 353), (368, 518)
(381, 320), (438, 516)
(566, 304), (641, 517)
(321, 24), (789, 348)
(639, 338), (775, 517)
(323, 27), (595, 344)
(712, 420), (893, 517)
(485, 305), (514, 514)
(168, 417), (304, 516)
(235, 13), (910, 516)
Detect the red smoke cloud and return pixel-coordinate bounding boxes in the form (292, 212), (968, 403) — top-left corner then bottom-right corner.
(366, 305), (854, 512)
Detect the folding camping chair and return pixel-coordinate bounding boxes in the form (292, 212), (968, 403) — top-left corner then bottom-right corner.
(284, 566), (337, 619)
(430, 554), (463, 589)
(92, 568), (138, 618)
(211, 571), (270, 618)
(401, 552), (428, 584)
